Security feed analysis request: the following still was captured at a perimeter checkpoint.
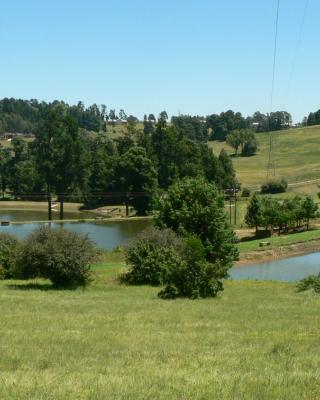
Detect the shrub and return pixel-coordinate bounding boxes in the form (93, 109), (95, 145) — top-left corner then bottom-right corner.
(122, 227), (183, 285)
(241, 187), (251, 198)
(260, 179), (288, 194)
(159, 236), (224, 299)
(0, 233), (20, 279)
(154, 177), (239, 270)
(16, 227), (97, 287)
(297, 274), (320, 294)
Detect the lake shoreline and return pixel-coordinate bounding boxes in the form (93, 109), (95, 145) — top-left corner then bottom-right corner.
(237, 239), (320, 267)
(7, 216), (152, 225)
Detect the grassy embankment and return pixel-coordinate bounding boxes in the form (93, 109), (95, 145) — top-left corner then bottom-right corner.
(211, 125), (320, 192)
(0, 262), (320, 399)
(212, 125), (320, 228)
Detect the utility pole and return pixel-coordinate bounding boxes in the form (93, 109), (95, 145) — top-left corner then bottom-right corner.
(59, 195), (64, 220)
(47, 192), (52, 221)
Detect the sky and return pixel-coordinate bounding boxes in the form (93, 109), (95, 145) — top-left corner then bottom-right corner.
(0, 0), (318, 122)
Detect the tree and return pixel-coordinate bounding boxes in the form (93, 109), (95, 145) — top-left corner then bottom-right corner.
(171, 115), (207, 141)
(240, 130), (258, 156)
(119, 109), (127, 120)
(301, 196), (318, 230)
(86, 134), (116, 205)
(154, 177), (239, 270)
(114, 146), (158, 215)
(0, 147), (12, 197)
(226, 130), (242, 155)
(32, 109), (89, 209)
(217, 149), (238, 190)
(108, 109), (118, 126)
(245, 193), (263, 235)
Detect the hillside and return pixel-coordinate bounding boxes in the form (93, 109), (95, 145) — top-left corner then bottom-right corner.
(211, 125), (320, 190)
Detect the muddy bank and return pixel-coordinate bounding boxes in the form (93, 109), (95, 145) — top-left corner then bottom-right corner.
(237, 239), (320, 267)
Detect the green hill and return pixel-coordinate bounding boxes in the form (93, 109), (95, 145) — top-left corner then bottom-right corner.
(211, 125), (320, 191)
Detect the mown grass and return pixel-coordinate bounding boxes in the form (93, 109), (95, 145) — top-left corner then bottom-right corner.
(210, 125), (320, 189)
(238, 228), (320, 252)
(0, 262), (320, 399)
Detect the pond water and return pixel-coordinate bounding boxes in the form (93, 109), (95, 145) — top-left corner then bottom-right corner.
(0, 210), (151, 250)
(1, 210), (319, 281)
(230, 252), (320, 282)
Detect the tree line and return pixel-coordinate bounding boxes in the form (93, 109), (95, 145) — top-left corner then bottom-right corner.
(245, 193), (318, 236)
(0, 105), (238, 215)
(0, 98), (296, 140)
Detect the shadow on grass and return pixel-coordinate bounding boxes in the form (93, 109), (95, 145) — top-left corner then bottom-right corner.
(7, 283), (70, 291)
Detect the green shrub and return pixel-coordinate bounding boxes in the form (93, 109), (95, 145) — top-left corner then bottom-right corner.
(0, 233), (20, 279)
(159, 235), (224, 299)
(122, 227), (183, 285)
(241, 187), (251, 198)
(261, 179), (288, 194)
(16, 227), (97, 287)
(297, 274), (320, 294)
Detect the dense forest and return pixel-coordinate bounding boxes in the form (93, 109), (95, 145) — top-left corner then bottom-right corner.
(0, 97), (316, 215)
(0, 102), (238, 215)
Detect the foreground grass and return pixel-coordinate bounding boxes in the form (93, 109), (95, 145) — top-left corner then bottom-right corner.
(0, 263), (320, 399)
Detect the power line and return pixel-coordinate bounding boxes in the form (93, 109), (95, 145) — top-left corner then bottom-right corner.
(286, 0), (309, 97)
(267, 0), (280, 180)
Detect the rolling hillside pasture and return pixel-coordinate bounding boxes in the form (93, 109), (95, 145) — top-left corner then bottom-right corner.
(210, 125), (320, 189)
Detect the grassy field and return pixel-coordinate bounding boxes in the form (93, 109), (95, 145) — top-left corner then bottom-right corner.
(210, 125), (320, 190)
(0, 201), (83, 212)
(0, 262), (320, 399)
(238, 228), (320, 253)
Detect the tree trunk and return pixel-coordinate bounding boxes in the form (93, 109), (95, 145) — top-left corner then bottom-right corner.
(48, 192), (52, 221)
(60, 197), (64, 220)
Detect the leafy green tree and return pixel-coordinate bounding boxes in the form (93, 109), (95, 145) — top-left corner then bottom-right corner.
(32, 110), (89, 199)
(11, 159), (42, 197)
(226, 130), (242, 155)
(154, 177), (239, 270)
(114, 146), (158, 215)
(171, 115), (207, 141)
(217, 149), (238, 189)
(301, 196), (318, 230)
(245, 193), (263, 235)
(87, 134), (116, 205)
(0, 147), (12, 197)
(54, 115), (90, 197)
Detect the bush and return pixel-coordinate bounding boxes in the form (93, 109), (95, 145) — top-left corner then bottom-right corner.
(0, 233), (20, 279)
(124, 229), (227, 299)
(297, 274), (320, 294)
(154, 177), (239, 270)
(261, 179), (288, 194)
(241, 139), (258, 156)
(122, 227), (183, 285)
(159, 235), (225, 299)
(241, 187), (251, 198)
(16, 227), (97, 287)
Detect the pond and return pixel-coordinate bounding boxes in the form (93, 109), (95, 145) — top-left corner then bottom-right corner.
(1, 210), (319, 281)
(230, 252), (320, 282)
(0, 210), (152, 250)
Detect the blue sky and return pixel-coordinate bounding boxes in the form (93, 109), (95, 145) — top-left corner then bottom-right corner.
(0, 0), (318, 121)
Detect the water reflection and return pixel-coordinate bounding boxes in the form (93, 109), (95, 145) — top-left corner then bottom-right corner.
(0, 210), (152, 250)
(230, 252), (320, 282)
